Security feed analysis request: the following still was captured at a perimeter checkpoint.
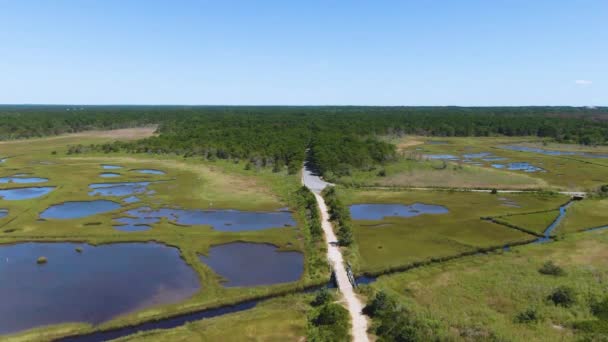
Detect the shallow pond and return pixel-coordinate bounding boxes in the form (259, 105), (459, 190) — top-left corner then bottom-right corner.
(40, 200), (121, 219)
(101, 165), (123, 170)
(199, 242), (303, 287)
(114, 215), (159, 232)
(500, 145), (608, 158)
(123, 196), (140, 204)
(0, 209), (7, 218)
(0, 176), (48, 184)
(122, 207), (296, 231)
(0, 187), (55, 200)
(89, 182), (152, 197)
(99, 173), (121, 178)
(425, 154), (459, 160)
(133, 169), (165, 175)
(0, 242), (200, 335)
(491, 162), (544, 172)
(350, 203), (449, 220)
(462, 152), (492, 159)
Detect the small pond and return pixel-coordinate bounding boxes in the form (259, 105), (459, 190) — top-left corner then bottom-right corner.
(491, 162), (544, 172)
(114, 215), (159, 232)
(199, 242), (303, 287)
(462, 152), (492, 159)
(0, 209), (7, 218)
(0, 187), (55, 200)
(123, 196), (140, 204)
(425, 154), (459, 160)
(0, 176), (48, 184)
(133, 169), (166, 175)
(500, 145), (608, 158)
(0, 242), (200, 335)
(101, 165), (123, 170)
(99, 173), (121, 178)
(121, 207), (296, 232)
(40, 200), (121, 219)
(350, 203), (449, 220)
(89, 182), (152, 197)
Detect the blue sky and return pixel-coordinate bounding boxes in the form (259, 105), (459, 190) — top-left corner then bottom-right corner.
(0, 0), (605, 105)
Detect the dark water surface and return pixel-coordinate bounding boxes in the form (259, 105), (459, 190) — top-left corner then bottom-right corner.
(0, 187), (55, 200)
(122, 207), (296, 231)
(40, 200), (121, 219)
(0, 242), (200, 335)
(350, 203), (449, 220)
(99, 173), (121, 178)
(199, 242), (303, 287)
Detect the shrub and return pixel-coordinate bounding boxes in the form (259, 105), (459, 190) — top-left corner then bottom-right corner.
(515, 307), (540, 323)
(491, 188), (498, 194)
(377, 169), (386, 177)
(312, 289), (334, 307)
(307, 303), (350, 341)
(37, 256), (47, 264)
(591, 297), (608, 320)
(75, 247), (83, 253)
(538, 261), (565, 276)
(548, 286), (576, 307)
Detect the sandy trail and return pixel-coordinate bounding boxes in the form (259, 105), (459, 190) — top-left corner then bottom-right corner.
(302, 163), (369, 342)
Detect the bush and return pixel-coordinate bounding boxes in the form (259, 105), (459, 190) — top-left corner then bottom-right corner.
(491, 188), (498, 194)
(307, 303), (350, 342)
(548, 286), (576, 307)
(312, 289), (334, 307)
(591, 297), (608, 320)
(538, 261), (565, 276)
(515, 307), (540, 323)
(377, 169), (386, 177)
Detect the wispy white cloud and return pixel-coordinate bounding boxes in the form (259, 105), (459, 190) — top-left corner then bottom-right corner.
(574, 79), (593, 85)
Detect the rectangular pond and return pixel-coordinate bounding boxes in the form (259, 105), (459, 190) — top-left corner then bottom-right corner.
(0, 187), (55, 200)
(199, 242), (303, 287)
(350, 203), (449, 220)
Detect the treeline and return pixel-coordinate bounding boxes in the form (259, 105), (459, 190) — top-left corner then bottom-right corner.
(321, 187), (353, 246)
(3, 105), (608, 175)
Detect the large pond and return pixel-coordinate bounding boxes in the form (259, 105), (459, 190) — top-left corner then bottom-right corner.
(40, 200), (122, 219)
(0, 187), (55, 200)
(118, 207), (296, 232)
(199, 242), (303, 287)
(500, 145), (608, 159)
(350, 203), (449, 220)
(0, 176), (48, 184)
(89, 182), (153, 197)
(0, 242), (200, 335)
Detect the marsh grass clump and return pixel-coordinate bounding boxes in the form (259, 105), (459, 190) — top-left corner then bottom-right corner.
(37, 256), (47, 264)
(548, 286), (576, 307)
(75, 247), (83, 253)
(515, 307), (540, 324)
(538, 261), (565, 276)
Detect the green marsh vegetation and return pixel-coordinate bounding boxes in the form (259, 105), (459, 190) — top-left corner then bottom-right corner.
(365, 231), (608, 341)
(0, 131), (329, 341)
(342, 188), (567, 274)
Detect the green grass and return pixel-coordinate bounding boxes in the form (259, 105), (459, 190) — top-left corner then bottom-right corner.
(390, 136), (608, 191)
(495, 210), (561, 236)
(0, 131), (329, 341)
(114, 294), (310, 342)
(340, 188), (568, 273)
(366, 230), (608, 341)
(560, 198), (608, 233)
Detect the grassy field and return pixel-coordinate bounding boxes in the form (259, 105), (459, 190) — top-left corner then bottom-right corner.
(115, 295), (310, 342)
(340, 188), (568, 274)
(366, 229), (608, 341)
(494, 210), (561, 236)
(0, 130), (329, 341)
(368, 136), (608, 191)
(560, 198), (608, 233)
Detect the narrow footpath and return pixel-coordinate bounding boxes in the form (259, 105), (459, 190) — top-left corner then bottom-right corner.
(302, 162), (369, 342)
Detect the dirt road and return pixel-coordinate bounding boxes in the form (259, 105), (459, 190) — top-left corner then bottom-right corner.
(302, 163), (369, 342)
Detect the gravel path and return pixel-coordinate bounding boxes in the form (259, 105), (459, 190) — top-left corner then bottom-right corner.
(302, 163), (370, 342)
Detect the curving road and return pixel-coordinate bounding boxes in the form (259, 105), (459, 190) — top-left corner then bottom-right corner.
(302, 162), (369, 342)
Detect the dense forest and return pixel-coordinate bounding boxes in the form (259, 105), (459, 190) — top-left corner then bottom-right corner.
(2, 105), (608, 176)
